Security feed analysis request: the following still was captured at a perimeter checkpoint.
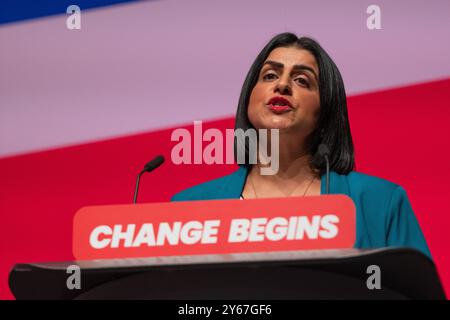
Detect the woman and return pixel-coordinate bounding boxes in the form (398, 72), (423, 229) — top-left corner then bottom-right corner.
(171, 32), (431, 259)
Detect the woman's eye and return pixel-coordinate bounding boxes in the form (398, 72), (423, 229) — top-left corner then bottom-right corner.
(262, 73), (277, 81)
(295, 77), (310, 87)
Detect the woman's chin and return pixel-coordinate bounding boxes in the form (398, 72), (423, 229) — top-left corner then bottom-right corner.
(259, 118), (294, 130)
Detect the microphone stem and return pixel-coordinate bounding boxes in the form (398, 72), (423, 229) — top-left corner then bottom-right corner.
(325, 155), (330, 194)
(133, 171), (144, 204)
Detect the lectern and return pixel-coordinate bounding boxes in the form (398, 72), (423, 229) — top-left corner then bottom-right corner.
(9, 196), (445, 299)
(9, 248), (445, 300)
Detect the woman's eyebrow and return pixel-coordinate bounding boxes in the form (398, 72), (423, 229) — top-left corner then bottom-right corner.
(263, 60), (318, 82)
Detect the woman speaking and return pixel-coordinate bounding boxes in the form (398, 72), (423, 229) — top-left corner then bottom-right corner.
(171, 32), (431, 259)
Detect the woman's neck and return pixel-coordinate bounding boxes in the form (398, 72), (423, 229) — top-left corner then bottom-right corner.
(242, 132), (321, 198)
(253, 134), (315, 180)
(247, 150), (319, 198)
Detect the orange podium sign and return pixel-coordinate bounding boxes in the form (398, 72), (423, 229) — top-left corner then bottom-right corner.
(73, 195), (356, 260)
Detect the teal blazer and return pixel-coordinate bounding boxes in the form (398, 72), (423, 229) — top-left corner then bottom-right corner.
(171, 166), (432, 260)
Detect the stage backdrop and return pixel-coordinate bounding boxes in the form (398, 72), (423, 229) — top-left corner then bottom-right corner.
(1, 0), (449, 299)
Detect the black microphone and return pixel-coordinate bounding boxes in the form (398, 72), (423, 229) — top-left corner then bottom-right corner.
(133, 155), (165, 204)
(317, 144), (330, 194)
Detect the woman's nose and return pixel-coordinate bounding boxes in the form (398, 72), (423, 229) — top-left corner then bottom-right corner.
(274, 76), (292, 95)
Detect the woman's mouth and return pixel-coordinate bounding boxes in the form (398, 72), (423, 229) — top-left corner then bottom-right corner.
(267, 96), (293, 114)
(267, 104), (292, 114)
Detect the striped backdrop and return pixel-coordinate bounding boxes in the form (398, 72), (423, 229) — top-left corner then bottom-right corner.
(1, 0), (449, 299)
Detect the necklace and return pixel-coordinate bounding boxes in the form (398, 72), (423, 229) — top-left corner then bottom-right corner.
(249, 173), (315, 198)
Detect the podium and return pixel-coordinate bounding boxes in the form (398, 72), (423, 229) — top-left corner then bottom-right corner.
(10, 197), (445, 299)
(9, 248), (446, 300)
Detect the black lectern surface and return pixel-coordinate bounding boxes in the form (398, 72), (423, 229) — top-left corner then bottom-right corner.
(9, 248), (445, 300)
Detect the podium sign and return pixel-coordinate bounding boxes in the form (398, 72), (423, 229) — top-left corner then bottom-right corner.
(73, 195), (356, 260)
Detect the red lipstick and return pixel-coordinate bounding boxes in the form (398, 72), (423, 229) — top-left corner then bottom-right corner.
(267, 96), (293, 114)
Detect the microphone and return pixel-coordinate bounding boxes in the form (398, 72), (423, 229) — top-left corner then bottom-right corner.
(133, 155), (165, 204)
(317, 144), (330, 194)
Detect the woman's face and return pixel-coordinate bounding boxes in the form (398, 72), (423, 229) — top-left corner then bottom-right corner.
(248, 46), (320, 137)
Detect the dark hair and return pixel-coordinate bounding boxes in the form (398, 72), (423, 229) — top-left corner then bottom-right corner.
(234, 32), (355, 175)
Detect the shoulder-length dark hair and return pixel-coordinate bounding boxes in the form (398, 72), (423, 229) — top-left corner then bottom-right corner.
(234, 32), (354, 175)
